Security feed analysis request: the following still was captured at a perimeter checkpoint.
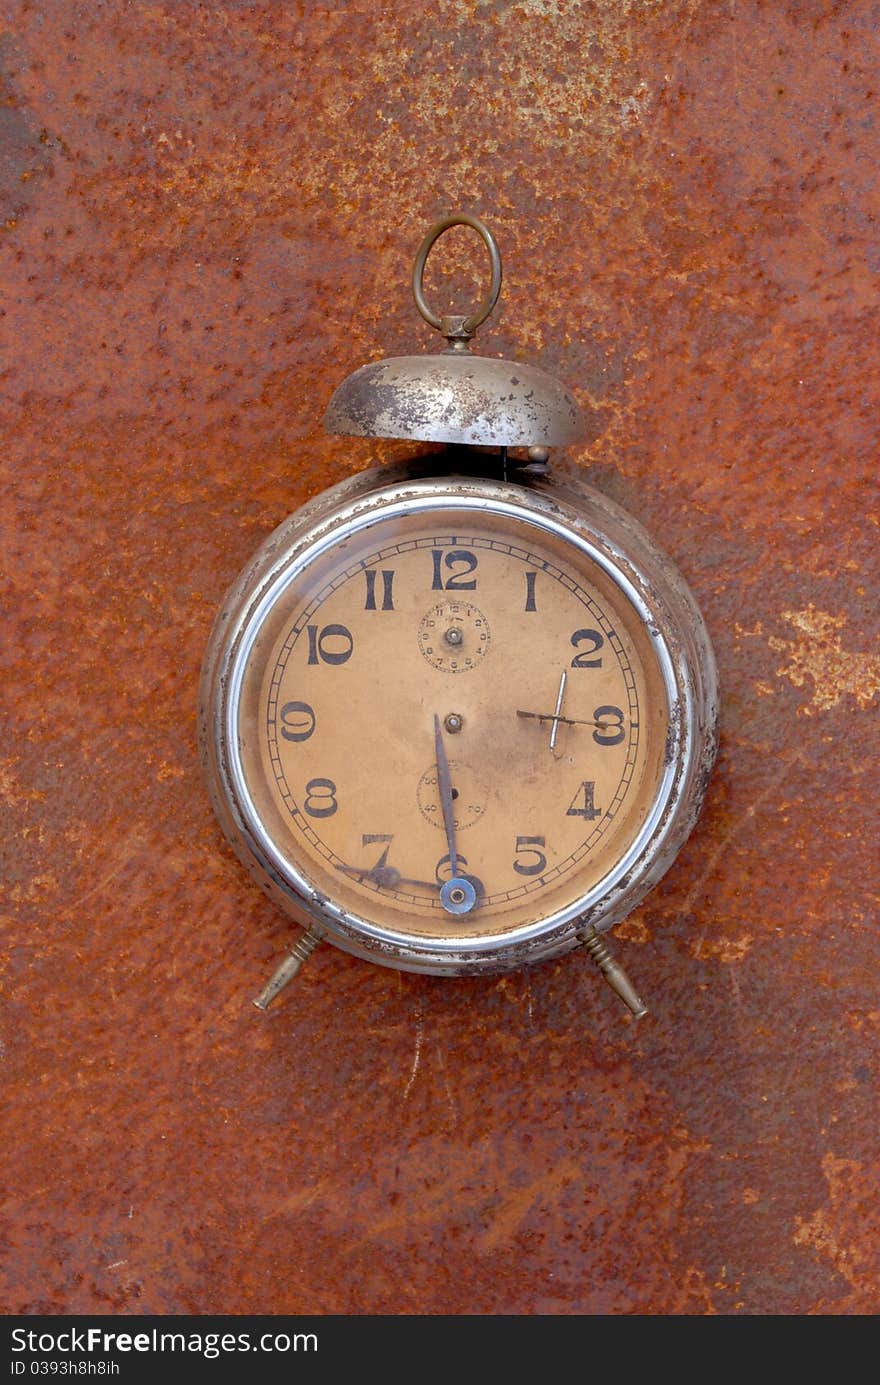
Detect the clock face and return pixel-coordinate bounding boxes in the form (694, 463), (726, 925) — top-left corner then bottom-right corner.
(230, 497), (670, 944)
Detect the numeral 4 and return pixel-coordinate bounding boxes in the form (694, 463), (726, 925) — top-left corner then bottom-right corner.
(566, 782), (601, 820)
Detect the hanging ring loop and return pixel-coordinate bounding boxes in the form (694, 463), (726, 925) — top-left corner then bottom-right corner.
(412, 214), (503, 341)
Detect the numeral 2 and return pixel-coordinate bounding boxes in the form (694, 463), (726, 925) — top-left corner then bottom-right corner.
(570, 629), (604, 668)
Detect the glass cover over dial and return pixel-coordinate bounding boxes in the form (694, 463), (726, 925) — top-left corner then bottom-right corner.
(231, 497), (670, 945)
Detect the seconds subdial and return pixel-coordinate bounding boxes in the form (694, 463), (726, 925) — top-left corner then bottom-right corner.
(418, 599), (491, 673)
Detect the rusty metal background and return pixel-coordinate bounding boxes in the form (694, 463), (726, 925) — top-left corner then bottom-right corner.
(1, 0), (877, 1316)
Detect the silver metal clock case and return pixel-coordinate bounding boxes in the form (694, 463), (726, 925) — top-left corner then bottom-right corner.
(198, 214), (719, 1014)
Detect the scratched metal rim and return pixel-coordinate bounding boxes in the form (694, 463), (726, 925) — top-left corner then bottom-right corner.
(198, 462), (719, 976)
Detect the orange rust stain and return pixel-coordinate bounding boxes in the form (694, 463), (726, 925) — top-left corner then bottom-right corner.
(476, 1158), (583, 1253)
(793, 1154), (880, 1314)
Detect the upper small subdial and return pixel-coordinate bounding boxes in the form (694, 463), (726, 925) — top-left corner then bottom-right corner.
(418, 599), (491, 673)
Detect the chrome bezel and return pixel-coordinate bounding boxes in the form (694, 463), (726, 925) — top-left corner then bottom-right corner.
(199, 463), (718, 975)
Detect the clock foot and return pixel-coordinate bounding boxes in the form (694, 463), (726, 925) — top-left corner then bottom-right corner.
(577, 923), (648, 1018)
(253, 929), (322, 1011)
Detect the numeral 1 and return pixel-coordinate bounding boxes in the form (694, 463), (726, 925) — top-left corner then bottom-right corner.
(524, 571), (538, 612)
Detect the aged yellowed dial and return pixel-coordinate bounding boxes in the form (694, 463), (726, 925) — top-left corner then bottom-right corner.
(234, 501), (668, 942)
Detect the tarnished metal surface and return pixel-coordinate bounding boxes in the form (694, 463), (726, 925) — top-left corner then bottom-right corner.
(2, 0), (878, 1316)
(324, 352), (586, 446)
(325, 214), (587, 446)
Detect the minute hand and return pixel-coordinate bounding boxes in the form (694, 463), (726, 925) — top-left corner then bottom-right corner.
(433, 713), (459, 875)
(516, 709), (613, 730)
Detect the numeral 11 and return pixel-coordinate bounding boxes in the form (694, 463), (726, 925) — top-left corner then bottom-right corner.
(364, 569), (395, 610)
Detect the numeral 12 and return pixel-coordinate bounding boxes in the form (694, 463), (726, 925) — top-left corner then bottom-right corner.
(432, 549), (477, 590)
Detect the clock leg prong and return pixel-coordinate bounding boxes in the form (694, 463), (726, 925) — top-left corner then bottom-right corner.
(253, 929), (322, 1012)
(577, 923), (648, 1018)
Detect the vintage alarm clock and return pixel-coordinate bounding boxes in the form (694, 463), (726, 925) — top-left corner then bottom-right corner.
(199, 214), (719, 1015)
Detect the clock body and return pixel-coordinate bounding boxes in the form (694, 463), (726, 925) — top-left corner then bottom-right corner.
(198, 455), (718, 976)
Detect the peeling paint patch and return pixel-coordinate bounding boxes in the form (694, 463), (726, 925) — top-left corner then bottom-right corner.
(768, 606), (880, 715)
(691, 932), (753, 963)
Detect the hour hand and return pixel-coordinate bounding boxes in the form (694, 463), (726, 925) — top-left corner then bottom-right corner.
(396, 872), (442, 891)
(335, 862), (436, 892)
(516, 710), (610, 729)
